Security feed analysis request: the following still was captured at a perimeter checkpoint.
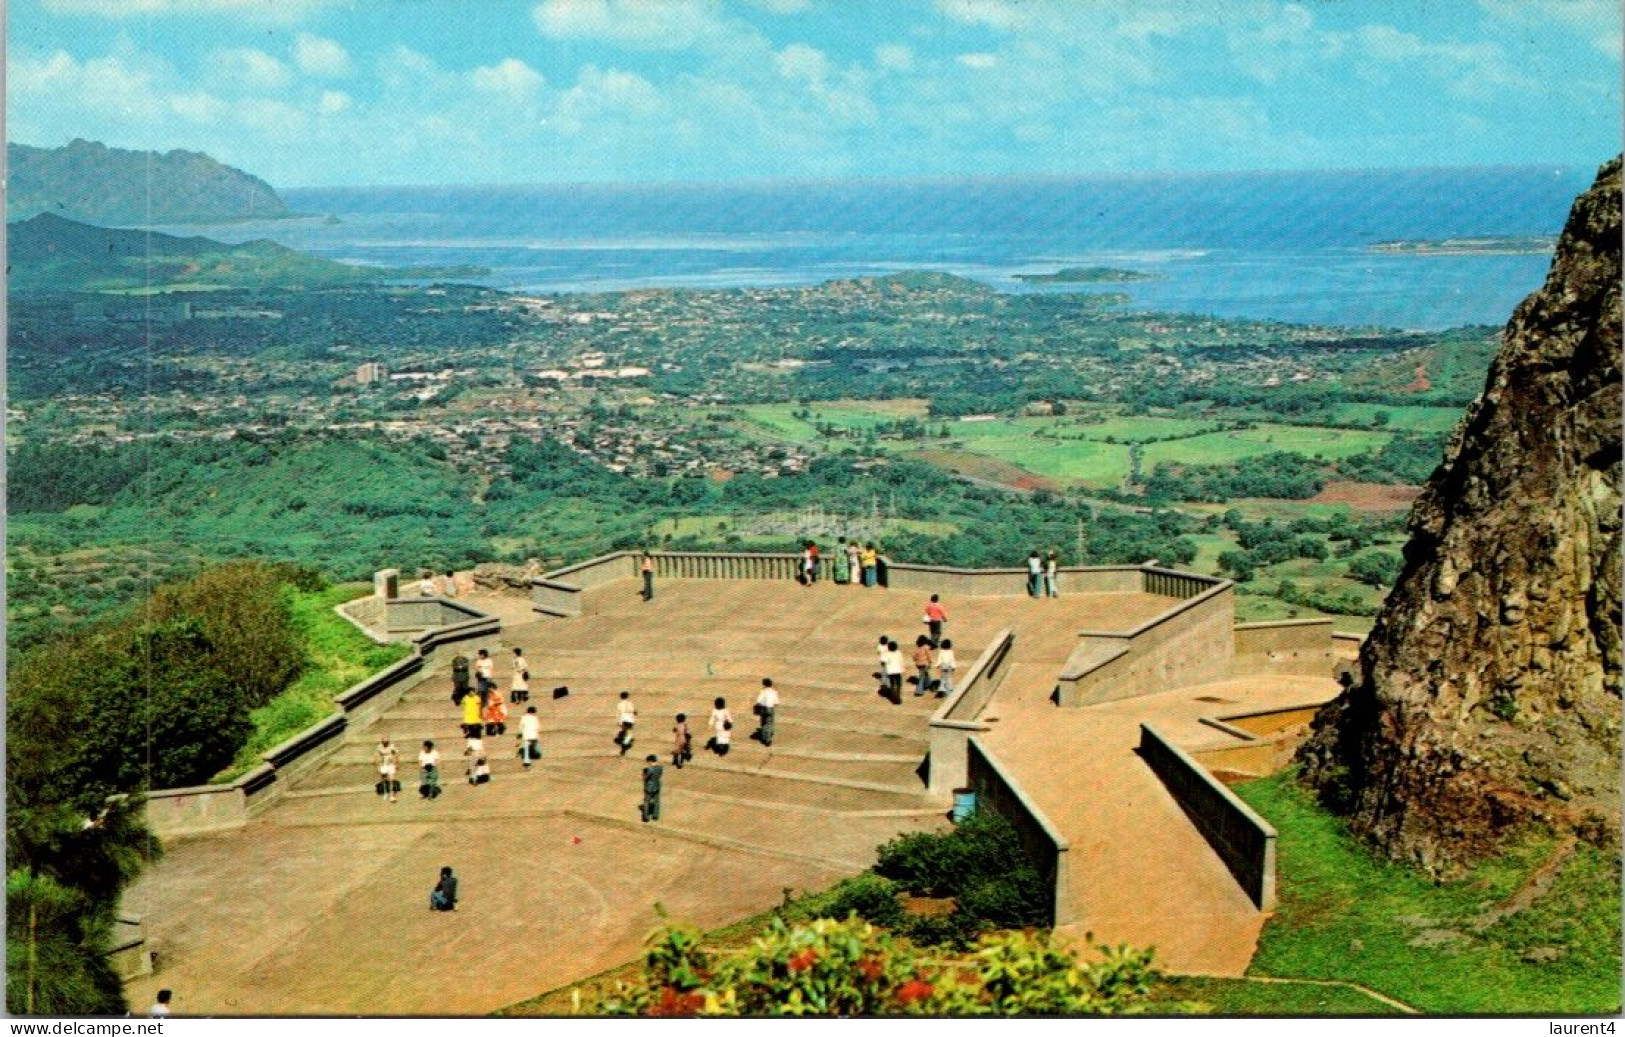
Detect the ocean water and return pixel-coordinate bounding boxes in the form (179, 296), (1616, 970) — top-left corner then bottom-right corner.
(176, 166), (1591, 330)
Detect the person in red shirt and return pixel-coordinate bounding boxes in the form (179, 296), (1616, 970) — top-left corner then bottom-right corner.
(923, 594), (947, 647)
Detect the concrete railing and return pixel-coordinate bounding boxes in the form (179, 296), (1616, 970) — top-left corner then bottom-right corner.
(1232, 618), (1337, 676)
(1138, 723), (1277, 911)
(968, 736), (1073, 926)
(1057, 580), (1236, 706)
(926, 629), (1015, 799)
(882, 563), (1145, 597)
(143, 599), (499, 839)
(531, 553), (1222, 617)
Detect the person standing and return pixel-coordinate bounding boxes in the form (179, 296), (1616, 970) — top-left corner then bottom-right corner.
(834, 537), (850, 584)
(911, 636), (935, 697)
(419, 740), (441, 799)
(640, 755), (664, 822)
(883, 640), (904, 702)
(672, 712), (692, 769)
(936, 639), (958, 699)
(510, 647), (530, 704)
(418, 572), (438, 597)
(808, 541), (820, 583)
(443, 571), (458, 598)
(1026, 551), (1043, 598)
(483, 689), (508, 737)
(708, 697), (734, 756)
(641, 551), (655, 602)
(616, 691), (637, 756)
(861, 543), (879, 587)
(519, 706), (541, 769)
(430, 866), (458, 911)
(1045, 550), (1060, 598)
(462, 685), (483, 748)
(923, 594), (947, 647)
(375, 736), (400, 803)
(474, 649), (496, 702)
(846, 539), (862, 585)
(753, 678), (779, 747)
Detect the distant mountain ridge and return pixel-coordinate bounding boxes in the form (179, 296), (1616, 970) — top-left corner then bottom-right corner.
(7, 213), (487, 291)
(8, 139), (294, 225)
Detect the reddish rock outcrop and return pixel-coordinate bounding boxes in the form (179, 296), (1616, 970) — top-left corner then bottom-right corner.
(1299, 158), (1622, 872)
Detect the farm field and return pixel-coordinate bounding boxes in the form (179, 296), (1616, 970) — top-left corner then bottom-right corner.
(1319, 403), (1464, 432)
(1140, 424), (1394, 468)
(648, 512), (959, 543)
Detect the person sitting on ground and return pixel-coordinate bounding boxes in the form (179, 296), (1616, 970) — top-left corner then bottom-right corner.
(419, 740), (441, 799)
(418, 572), (438, 598)
(430, 866), (458, 911)
(467, 757), (491, 785)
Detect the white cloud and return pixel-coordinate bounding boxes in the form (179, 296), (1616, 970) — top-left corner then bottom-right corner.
(470, 58), (546, 98)
(294, 33), (352, 78)
(317, 90), (351, 115)
(775, 43), (830, 85)
(41, 0), (337, 23)
(874, 44), (914, 72)
(743, 0), (810, 12)
(956, 52), (997, 69)
(533, 0), (737, 51)
(556, 64), (664, 133)
(168, 90), (228, 123)
(206, 47), (290, 90)
(934, 0), (1031, 31)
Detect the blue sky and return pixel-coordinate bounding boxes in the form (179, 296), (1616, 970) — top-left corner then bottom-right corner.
(7, 0), (1620, 187)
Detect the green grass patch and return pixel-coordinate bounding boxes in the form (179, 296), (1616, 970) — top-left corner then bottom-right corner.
(1234, 769), (1623, 1015)
(1323, 403), (1464, 433)
(1141, 424), (1392, 469)
(211, 583), (410, 782)
(1153, 975), (1404, 1015)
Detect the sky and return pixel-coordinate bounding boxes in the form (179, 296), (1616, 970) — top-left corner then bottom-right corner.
(6, 0), (1621, 188)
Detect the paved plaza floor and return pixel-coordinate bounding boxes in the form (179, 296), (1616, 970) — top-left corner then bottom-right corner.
(121, 578), (1328, 1014)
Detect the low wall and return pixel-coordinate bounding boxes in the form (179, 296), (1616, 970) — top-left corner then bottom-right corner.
(143, 598), (499, 839)
(1058, 582), (1236, 706)
(1232, 619), (1337, 676)
(926, 630), (1015, 799)
(1138, 724), (1276, 910)
(967, 737), (1072, 925)
(383, 597), (490, 636)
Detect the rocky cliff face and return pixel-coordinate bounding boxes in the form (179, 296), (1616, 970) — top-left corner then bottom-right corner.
(1299, 157), (1622, 873)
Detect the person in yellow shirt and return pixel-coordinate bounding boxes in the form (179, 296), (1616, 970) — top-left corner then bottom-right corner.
(860, 543), (879, 587)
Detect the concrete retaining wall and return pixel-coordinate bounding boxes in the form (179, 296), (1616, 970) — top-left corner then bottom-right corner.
(967, 737), (1073, 925)
(1232, 618), (1336, 676)
(143, 600), (499, 839)
(1138, 723), (1276, 910)
(1058, 582), (1236, 705)
(926, 630), (1014, 799)
(883, 563), (1144, 597)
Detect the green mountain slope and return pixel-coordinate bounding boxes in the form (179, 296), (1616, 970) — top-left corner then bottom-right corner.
(8, 138), (292, 225)
(7, 213), (485, 290)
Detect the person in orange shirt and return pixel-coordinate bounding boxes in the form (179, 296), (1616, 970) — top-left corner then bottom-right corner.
(923, 594), (948, 647)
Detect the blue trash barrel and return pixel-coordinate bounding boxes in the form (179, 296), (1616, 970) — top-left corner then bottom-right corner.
(951, 788), (976, 823)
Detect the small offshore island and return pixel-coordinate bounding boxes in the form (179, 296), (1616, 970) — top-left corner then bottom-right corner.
(1012, 265), (1158, 284)
(1367, 235), (1557, 256)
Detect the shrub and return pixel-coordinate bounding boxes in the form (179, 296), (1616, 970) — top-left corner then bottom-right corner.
(872, 811), (1051, 940)
(595, 917), (1161, 1017)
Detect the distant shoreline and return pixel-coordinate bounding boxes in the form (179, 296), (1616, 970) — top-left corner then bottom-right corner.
(1367, 235), (1556, 256)
(1012, 266), (1158, 284)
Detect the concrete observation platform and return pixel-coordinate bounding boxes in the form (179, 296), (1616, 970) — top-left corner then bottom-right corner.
(122, 566), (1338, 1015)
